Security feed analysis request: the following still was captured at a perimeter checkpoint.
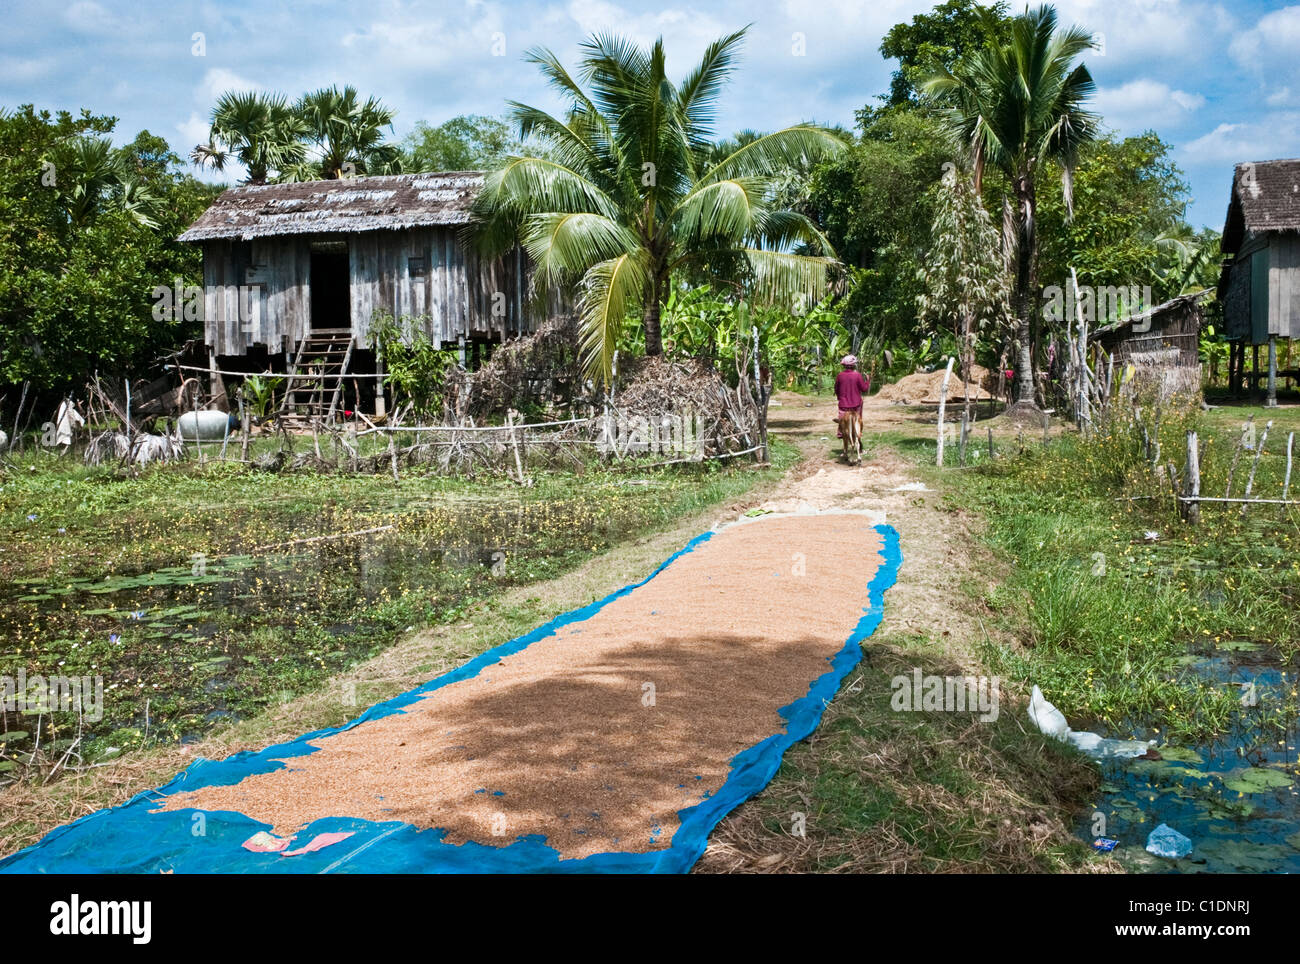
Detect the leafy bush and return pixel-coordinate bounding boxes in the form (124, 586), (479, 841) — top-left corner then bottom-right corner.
(367, 312), (458, 418)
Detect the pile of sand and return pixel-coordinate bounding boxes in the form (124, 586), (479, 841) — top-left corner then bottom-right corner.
(876, 364), (996, 404)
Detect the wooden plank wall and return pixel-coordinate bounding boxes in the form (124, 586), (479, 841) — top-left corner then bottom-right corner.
(203, 238), (311, 356)
(350, 227), (533, 348)
(1224, 258), (1251, 342)
(1268, 234), (1300, 339)
(205, 229), (537, 357)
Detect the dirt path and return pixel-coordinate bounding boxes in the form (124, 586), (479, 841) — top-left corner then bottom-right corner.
(756, 392), (994, 653)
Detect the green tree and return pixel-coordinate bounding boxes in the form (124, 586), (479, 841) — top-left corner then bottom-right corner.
(52, 134), (160, 229)
(923, 3), (1099, 405)
(471, 28), (847, 383)
(880, 0), (1011, 109)
(806, 109), (952, 361)
(189, 91), (308, 185)
(916, 166), (1011, 417)
(1036, 131), (1194, 311)
(1, 106), (217, 391)
(402, 115), (522, 172)
(292, 85), (402, 180)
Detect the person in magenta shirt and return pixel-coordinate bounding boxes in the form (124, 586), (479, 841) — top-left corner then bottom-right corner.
(833, 354), (870, 439)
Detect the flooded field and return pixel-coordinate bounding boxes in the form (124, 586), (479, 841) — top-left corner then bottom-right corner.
(1077, 534), (1299, 872)
(0, 484), (694, 772)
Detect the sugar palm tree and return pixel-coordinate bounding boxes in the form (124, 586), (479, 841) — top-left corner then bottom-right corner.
(471, 28), (847, 383)
(57, 136), (159, 228)
(189, 91), (307, 185)
(292, 85), (402, 180)
(923, 4), (1098, 406)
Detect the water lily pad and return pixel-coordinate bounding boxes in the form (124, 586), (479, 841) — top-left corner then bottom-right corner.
(1157, 746), (1204, 765)
(1216, 640), (1264, 652)
(1206, 797), (1255, 820)
(1286, 832), (1300, 851)
(1130, 759), (1211, 782)
(1220, 767), (1293, 793)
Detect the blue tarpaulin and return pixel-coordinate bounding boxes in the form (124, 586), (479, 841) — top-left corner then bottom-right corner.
(1, 522), (901, 874)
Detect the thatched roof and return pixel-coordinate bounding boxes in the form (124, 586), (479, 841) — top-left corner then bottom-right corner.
(1093, 288), (1212, 339)
(1221, 159), (1300, 254)
(179, 172), (484, 242)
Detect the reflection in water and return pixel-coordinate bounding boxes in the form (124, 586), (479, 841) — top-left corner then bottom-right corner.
(0, 492), (636, 763)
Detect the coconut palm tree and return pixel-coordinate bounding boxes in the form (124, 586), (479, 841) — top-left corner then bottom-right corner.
(189, 91), (307, 185)
(470, 28), (847, 383)
(291, 85), (402, 180)
(922, 4), (1098, 406)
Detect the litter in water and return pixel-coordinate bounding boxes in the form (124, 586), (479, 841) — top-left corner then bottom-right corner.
(1146, 823), (1194, 859)
(1028, 686), (1154, 760)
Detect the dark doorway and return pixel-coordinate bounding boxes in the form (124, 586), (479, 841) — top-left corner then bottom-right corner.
(310, 242), (350, 330)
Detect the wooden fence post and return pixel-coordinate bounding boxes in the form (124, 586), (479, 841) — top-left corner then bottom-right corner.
(936, 356), (954, 467)
(239, 391), (251, 463)
(1242, 419), (1273, 515)
(1226, 414), (1254, 497)
(1182, 431), (1200, 525)
(1283, 432), (1294, 502)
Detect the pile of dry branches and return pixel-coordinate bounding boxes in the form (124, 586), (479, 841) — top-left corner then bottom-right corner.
(443, 316), (583, 421)
(612, 355), (760, 457)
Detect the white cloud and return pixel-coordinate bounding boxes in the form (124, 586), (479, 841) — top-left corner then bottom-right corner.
(196, 67), (259, 106)
(0, 54), (56, 84)
(177, 111), (210, 151)
(62, 1), (115, 34)
(1267, 86), (1300, 108)
(1228, 4), (1300, 68)
(1052, 0), (1234, 69)
(1093, 78), (1205, 132)
(1181, 115), (1300, 165)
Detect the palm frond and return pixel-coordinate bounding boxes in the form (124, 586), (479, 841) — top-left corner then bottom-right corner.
(699, 125), (847, 184)
(736, 248), (839, 308)
(522, 212), (642, 288)
(669, 177), (766, 244)
(675, 27), (749, 151)
(577, 253), (648, 383)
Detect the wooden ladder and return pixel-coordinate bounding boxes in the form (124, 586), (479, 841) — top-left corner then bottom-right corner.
(279, 329), (354, 425)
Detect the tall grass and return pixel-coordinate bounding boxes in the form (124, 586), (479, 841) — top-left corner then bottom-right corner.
(949, 397), (1297, 742)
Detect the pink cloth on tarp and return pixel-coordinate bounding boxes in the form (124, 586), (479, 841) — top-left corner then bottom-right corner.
(281, 831), (355, 857)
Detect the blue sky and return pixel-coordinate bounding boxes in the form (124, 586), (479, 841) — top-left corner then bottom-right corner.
(4, 0), (1300, 228)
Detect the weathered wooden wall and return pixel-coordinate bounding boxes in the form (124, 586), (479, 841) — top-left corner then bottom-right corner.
(1268, 234), (1300, 340)
(1224, 233), (1300, 344)
(202, 228), (535, 357)
(203, 237), (312, 356)
(1224, 251), (1252, 342)
(348, 228), (530, 345)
